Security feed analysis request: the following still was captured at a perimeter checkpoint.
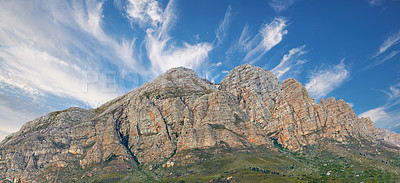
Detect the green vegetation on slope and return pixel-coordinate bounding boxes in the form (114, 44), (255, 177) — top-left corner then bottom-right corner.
(68, 140), (400, 183)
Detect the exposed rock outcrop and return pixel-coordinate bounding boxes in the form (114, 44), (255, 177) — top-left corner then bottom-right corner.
(219, 64), (281, 128)
(376, 128), (400, 148)
(264, 79), (377, 151)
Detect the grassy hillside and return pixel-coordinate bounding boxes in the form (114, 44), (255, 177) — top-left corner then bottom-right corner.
(69, 140), (400, 183)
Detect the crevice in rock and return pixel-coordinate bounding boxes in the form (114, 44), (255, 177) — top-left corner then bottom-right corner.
(113, 106), (140, 165)
(115, 120), (140, 165)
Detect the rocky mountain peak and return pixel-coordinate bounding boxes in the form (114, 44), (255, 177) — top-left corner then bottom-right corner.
(158, 66), (198, 80)
(0, 64), (398, 182)
(320, 97), (358, 121)
(219, 64), (281, 128)
(280, 78), (314, 101)
(220, 64), (281, 95)
(140, 66), (217, 96)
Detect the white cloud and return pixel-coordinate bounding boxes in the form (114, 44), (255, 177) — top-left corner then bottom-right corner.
(215, 5), (232, 45)
(369, 0), (383, 6)
(125, 0), (213, 74)
(374, 31), (400, 57)
(0, 0), (144, 107)
(125, 0), (163, 27)
(225, 24), (251, 60)
(347, 102), (354, 108)
(365, 30), (400, 70)
(211, 62), (223, 67)
(260, 18), (288, 50)
(367, 50), (399, 69)
(367, 0), (397, 6)
(145, 36), (213, 74)
(71, 1), (146, 74)
(238, 24), (252, 49)
(359, 83), (400, 130)
(305, 60), (350, 99)
(0, 46), (120, 107)
(360, 107), (388, 122)
(244, 17), (288, 63)
(271, 45), (306, 81)
(0, 90), (55, 141)
(381, 50), (400, 63)
(385, 84), (400, 101)
(0, 68), (42, 97)
(269, 0), (296, 12)
(0, 97), (40, 133)
(0, 0), (153, 138)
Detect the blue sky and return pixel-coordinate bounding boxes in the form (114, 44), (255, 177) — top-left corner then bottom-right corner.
(0, 0), (400, 140)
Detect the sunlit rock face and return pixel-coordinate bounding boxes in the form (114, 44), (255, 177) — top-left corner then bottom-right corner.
(0, 64), (385, 182)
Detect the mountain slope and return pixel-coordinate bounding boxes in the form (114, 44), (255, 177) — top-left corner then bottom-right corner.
(0, 64), (399, 182)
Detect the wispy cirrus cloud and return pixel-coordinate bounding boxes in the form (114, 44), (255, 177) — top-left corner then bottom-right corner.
(365, 30), (400, 69)
(0, 0), (149, 139)
(360, 107), (389, 123)
(368, 0), (398, 6)
(0, 91), (41, 131)
(269, 0), (296, 12)
(305, 60), (350, 99)
(374, 31), (400, 58)
(271, 45), (307, 81)
(225, 24), (251, 60)
(243, 17), (288, 63)
(211, 62), (223, 67)
(215, 5), (232, 46)
(0, 0), (141, 107)
(369, 0), (384, 6)
(125, 0), (213, 74)
(125, 0), (163, 27)
(367, 50), (400, 69)
(360, 83), (400, 130)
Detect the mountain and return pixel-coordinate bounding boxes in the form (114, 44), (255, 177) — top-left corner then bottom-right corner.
(376, 128), (400, 148)
(1, 64), (399, 182)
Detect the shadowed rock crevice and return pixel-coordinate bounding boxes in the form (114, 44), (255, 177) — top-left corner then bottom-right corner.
(115, 117), (140, 165)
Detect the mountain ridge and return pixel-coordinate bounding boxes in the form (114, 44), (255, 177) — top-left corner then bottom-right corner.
(1, 64), (399, 182)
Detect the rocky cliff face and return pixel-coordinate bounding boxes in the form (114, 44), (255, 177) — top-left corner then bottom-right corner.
(376, 128), (400, 148)
(267, 79), (377, 151)
(0, 64), (396, 182)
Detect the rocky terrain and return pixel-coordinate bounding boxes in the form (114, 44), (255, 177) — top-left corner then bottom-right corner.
(0, 64), (399, 182)
(376, 128), (400, 148)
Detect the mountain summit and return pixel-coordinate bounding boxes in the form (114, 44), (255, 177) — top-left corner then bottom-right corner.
(1, 64), (399, 182)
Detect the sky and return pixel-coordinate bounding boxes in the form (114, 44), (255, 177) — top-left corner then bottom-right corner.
(0, 0), (400, 140)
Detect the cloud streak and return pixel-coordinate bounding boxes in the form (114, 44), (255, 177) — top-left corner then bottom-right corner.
(243, 17), (288, 64)
(305, 60), (350, 99)
(0, 0), (145, 107)
(360, 83), (400, 130)
(269, 0), (296, 12)
(0, 0), (151, 139)
(368, 0), (398, 6)
(365, 30), (400, 70)
(374, 31), (400, 57)
(215, 5), (232, 46)
(125, 0), (213, 74)
(271, 45), (307, 81)
(367, 50), (400, 69)
(125, 0), (163, 27)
